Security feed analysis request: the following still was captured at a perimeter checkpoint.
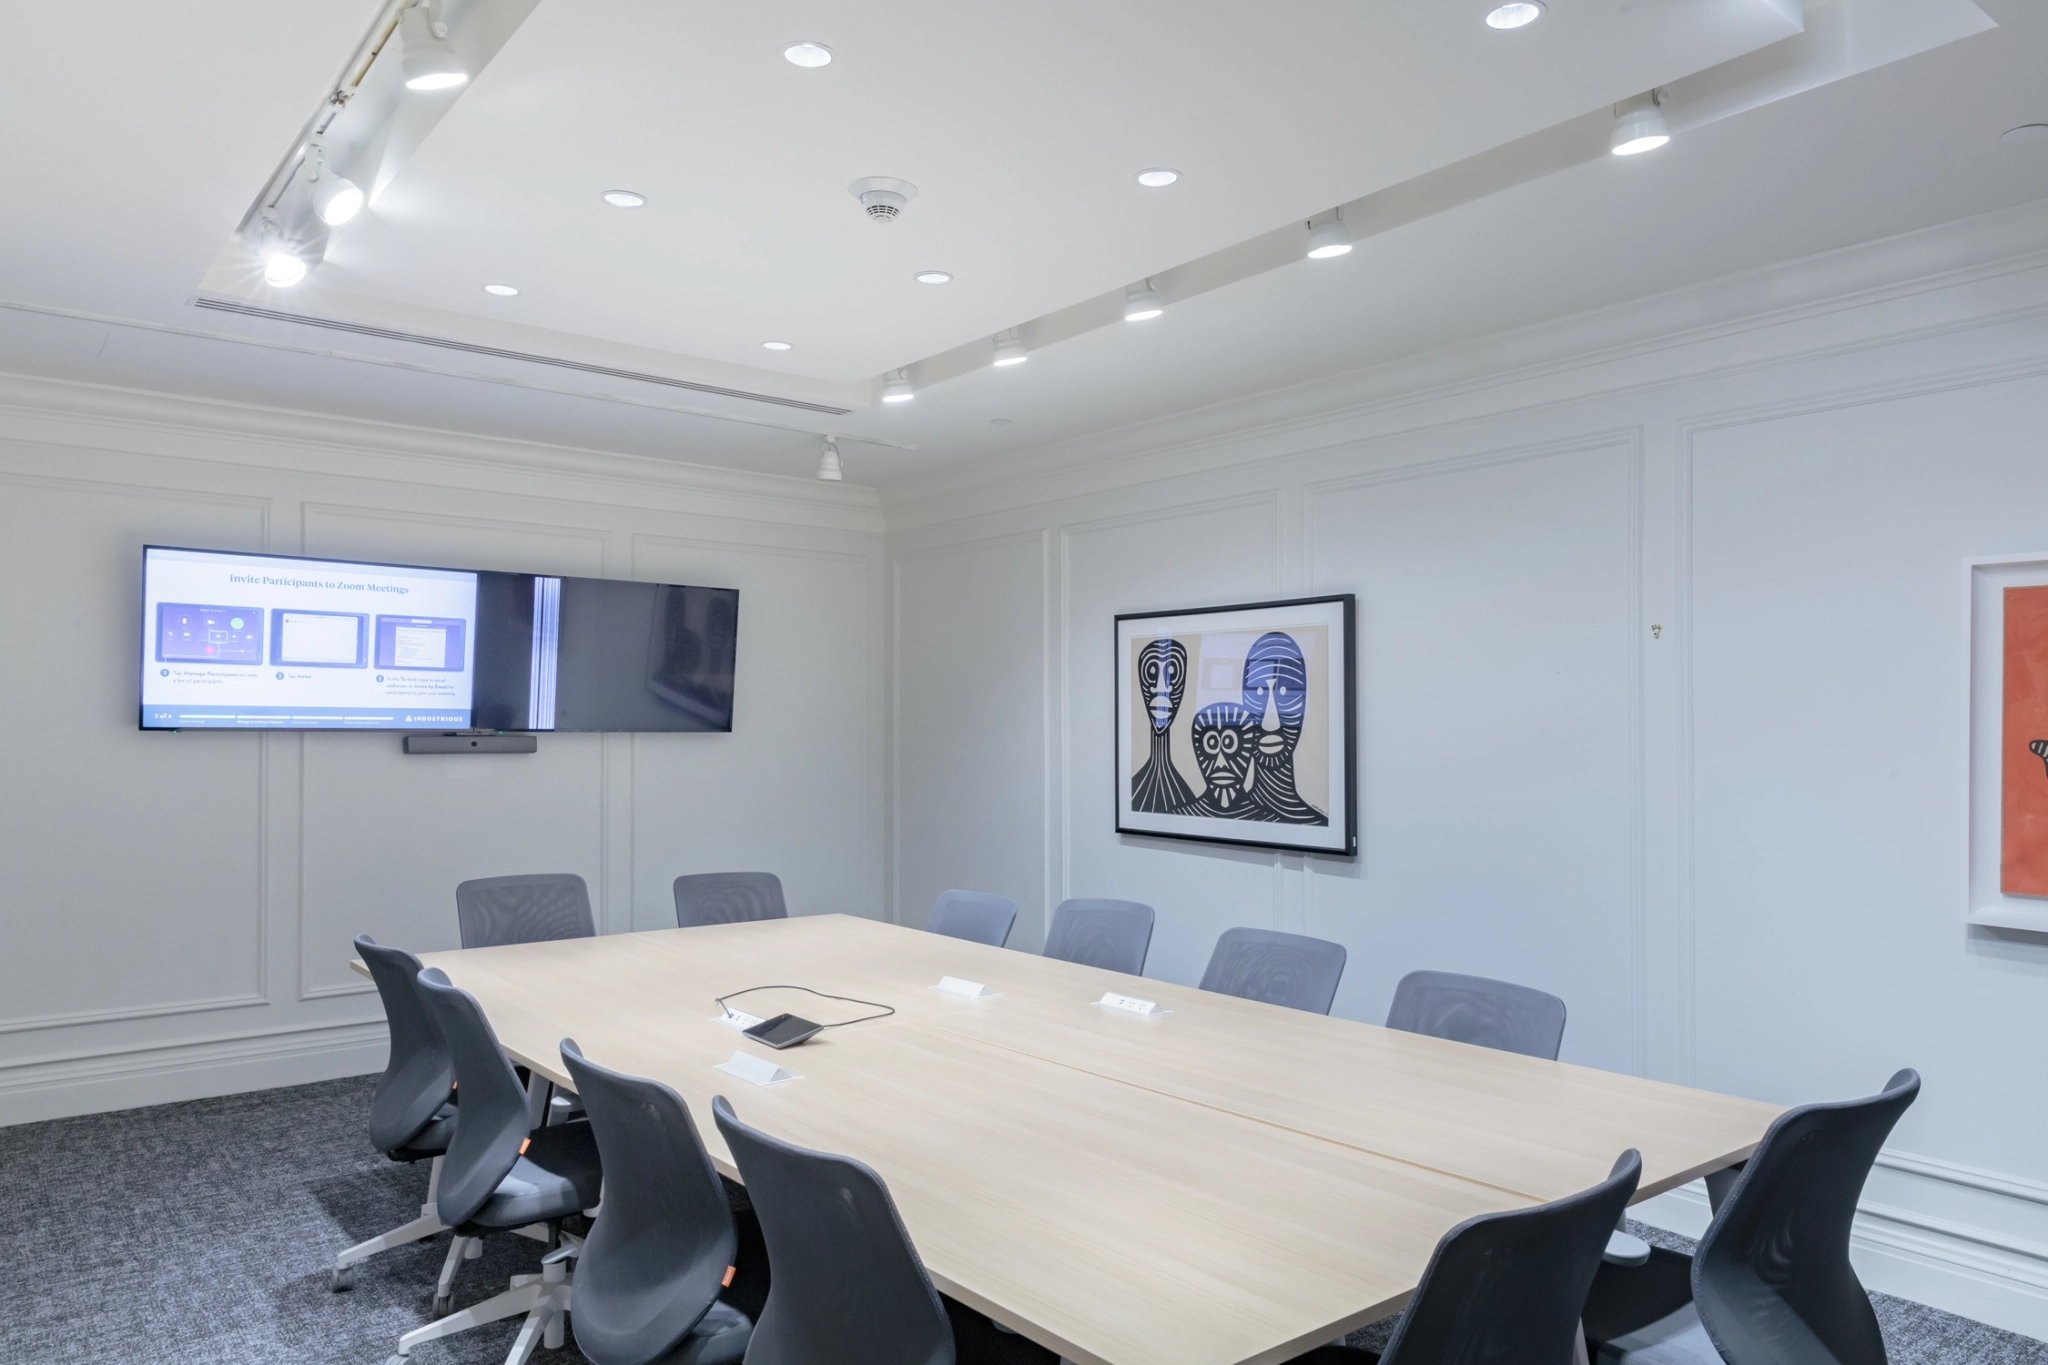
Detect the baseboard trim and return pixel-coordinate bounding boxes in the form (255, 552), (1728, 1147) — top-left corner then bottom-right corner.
(0, 1019), (388, 1128)
(1634, 1179), (2048, 1342)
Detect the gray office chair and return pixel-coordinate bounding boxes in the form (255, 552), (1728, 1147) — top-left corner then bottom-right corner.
(712, 1095), (954, 1365)
(559, 1040), (754, 1365)
(1199, 927), (1347, 1014)
(390, 968), (605, 1365)
(1385, 970), (1568, 1061)
(1583, 1069), (1921, 1365)
(674, 872), (788, 928)
(456, 873), (596, 948)
(1042, 898), (1154, 975)
(333, 935), (457, 1291)
(1291, 1150), (1642, 1365)
(924, 890), (1017, 948)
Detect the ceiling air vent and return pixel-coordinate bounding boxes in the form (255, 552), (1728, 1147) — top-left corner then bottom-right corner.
(189, 297), (852, 415)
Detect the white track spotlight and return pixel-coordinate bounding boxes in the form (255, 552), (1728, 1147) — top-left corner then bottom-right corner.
(816, 438), (844, 480)
(252, 183), (327, 288)
(1610, 91), (1670, 156)
(992, 330), (1029, 367)
(400, 0), (468, 91)
(880, 370), (915, 403)
(306, 146), (363, 226)
(1123, 280), (1164, 322)
(254, 215), (323, 287)
(1305, 209), (1353, 259)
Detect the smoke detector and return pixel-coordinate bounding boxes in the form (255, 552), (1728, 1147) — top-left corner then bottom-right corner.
(848, 176), (917, 222)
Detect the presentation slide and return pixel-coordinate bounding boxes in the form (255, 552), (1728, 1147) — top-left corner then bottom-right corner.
(141, 547), (478, 729)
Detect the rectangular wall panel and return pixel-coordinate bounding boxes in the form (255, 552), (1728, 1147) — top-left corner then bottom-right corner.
(894, 535), (1049, 945)
(0, 476), (269, 1031)
(1305, 444), (1641, 1066)
(631, 536), (881, 931)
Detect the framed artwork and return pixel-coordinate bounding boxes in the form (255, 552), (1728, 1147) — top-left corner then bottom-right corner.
(1964, 554), (2048, 932)
(2002, 583), (2048, 897)
(1114, 595), (1356, 856)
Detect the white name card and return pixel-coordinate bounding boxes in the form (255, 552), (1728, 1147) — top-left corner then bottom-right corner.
(712, 1007), (766, 1031)
(1096, 992), (1167, 1016)
(932, 976), (995, 999)
(714, 1051), (797, 1086)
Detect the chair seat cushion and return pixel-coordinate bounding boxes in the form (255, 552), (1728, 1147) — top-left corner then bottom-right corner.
(460, 1121), (604, 1231)
(1602, 1303), (1721, 1365)
(650, 1301), (753, 1365)
(388, 1103), (458, 1162)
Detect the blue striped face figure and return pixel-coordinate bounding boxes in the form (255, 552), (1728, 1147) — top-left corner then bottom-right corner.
(1138, 638), (1187, 737)
(1242, 632), (1307, 761)
(1190, 703), (1257, 812)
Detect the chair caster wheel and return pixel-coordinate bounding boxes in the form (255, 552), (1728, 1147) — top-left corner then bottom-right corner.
(432, 1293), (452, 1317)
(331, 1266), (355, 1292)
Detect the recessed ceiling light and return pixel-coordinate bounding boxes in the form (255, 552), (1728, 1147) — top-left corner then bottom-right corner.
(990, 418), (1012, 426)
(1136, 168), (1180, 189)
(1485, 1), (1544, 29)
(783, 41), (834, 68)
(914, 270), (953, 285)
(762, 340), (792, 351)
(482, 283), (519, 296)
(2003, 124), (2048, 145)
(601, 190), (647, 208)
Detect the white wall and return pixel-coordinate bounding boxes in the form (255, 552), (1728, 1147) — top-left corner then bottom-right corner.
(0, 374), (885, 1125)
(883, 200), (2048, 1336)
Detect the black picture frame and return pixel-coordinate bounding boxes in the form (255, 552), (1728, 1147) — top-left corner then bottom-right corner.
(1114, 594), (1357, 857)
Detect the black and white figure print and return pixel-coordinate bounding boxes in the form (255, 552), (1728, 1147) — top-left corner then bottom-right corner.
(1115, 596), (1356, 856)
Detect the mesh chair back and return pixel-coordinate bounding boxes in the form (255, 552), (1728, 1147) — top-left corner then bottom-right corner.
(455, 873), (595, 948)
(924, 890), (1017, 948)
(1198, 927), (1346, 1014)
(712, 1096), (953, 1365)
(355, 935), (454, 1154)
(1386, 969), (1568, 1060)
(1692, 1069), (1920, 1365)
(1381, 1150), (1642, 1365)
(414, 967), (534, 1227)
(674, 872), (788, 928)
(561, 1039), (736, 1365)
(1043, 899), (1154, 975)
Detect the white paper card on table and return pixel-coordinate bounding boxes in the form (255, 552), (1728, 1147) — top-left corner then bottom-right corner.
(1096, 991), (1167, 1016)
(932, 976), (996, 999)
(712, 1007), (765, 1031)
(715, 1051), (797, 1086)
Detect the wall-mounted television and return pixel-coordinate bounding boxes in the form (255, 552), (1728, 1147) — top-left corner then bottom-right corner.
(140, 546), (738, 733)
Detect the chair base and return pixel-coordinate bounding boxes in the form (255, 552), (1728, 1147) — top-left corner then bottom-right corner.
(394, 1246), (574, 1365)
(333, 1156), (447, 1291)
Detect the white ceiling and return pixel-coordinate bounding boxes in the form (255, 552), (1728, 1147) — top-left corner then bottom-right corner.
(248, 0), (1800, 387)
(0, 0), (2042, 486)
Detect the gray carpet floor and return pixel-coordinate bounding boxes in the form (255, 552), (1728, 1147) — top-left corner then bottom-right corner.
(0, 1077), (2040, 1364)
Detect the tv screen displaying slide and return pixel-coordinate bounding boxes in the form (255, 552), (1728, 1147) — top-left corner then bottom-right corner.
(141, 547), (478, 729)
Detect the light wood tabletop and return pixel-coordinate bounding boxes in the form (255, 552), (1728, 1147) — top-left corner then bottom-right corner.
(363, 914), (1781, 1365)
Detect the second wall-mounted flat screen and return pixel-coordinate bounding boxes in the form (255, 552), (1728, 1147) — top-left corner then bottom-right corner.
(473, 572), (738, 733)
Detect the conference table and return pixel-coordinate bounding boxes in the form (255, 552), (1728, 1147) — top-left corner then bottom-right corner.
(381, 914), (1781, 1365)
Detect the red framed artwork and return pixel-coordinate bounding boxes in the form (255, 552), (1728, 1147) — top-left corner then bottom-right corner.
(2002, 584), (2048, 898)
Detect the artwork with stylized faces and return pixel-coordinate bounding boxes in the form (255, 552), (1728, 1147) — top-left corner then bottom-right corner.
(1114, 595), (1356, 856)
